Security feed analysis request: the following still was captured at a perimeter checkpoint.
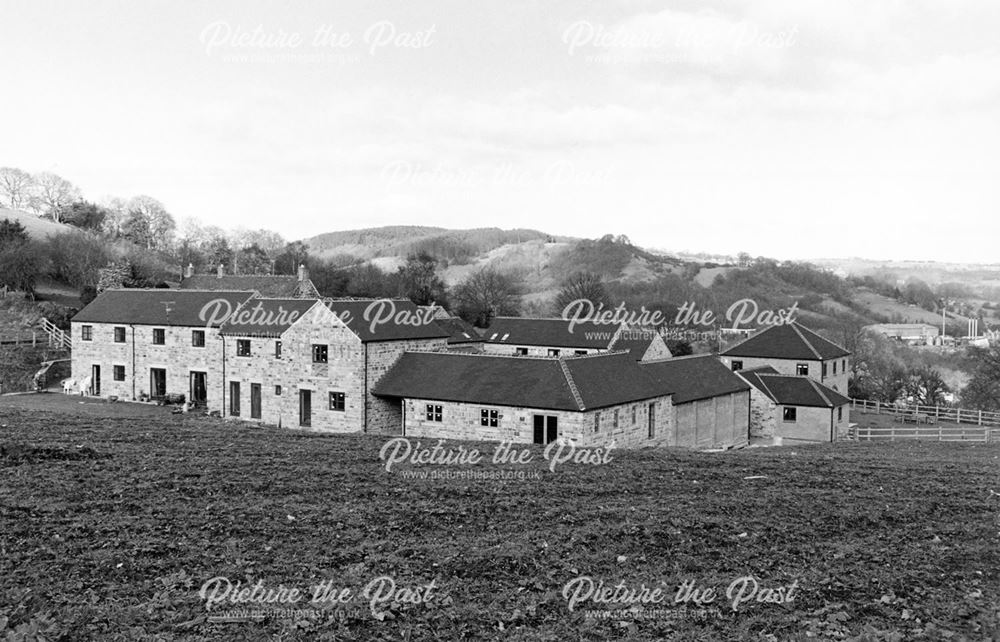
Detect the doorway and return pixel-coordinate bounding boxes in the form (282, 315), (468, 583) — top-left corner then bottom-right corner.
(250, 383), (261, 419)
(91, 365), (101, 396)
(150, 368), (166, 398)
(190, 372), (207, 406)
(299, 390), (312, 427)
(532, 415), (558, 445)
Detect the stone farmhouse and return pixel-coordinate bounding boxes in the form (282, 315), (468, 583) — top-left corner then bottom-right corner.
(482, 316), (671, 361)
(720, 322), (850, 393)
(373, 351), (750, 448)
(738, 365), (851, 443)
(71, 289), (257, 405)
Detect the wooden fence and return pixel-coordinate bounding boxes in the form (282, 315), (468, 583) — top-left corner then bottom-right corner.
(849, 424), (998, 443)
(851, 398), (1000, 427)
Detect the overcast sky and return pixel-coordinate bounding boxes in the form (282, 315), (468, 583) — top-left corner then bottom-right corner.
(2, 1), (998, 262)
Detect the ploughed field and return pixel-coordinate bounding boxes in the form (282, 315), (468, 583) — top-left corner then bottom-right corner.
(1, 399), (998, 641)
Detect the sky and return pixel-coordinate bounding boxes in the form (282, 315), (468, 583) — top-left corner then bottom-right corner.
(1, 0), (998, 262)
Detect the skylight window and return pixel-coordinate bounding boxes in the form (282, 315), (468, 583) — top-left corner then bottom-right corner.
(501, 333), (510, 341)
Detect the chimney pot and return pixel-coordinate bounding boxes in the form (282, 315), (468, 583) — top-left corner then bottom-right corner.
(217, 263), (224, 278)
(184, 263), (194, 279)
(298, 263), (306, 282)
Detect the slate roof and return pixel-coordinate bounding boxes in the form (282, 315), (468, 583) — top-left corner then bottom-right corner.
(218, 298), (321, 337)
(721, 323), (850, 360)
(639, 354), (751, 404)
(373, 352), (582, 411)
(179, 275), (316, 298)
(321, 299), (451, 343)
(483, 317), (620, 349)
(433, 315), (483, 345)
(72, 289), (255, 327)
(740, 370), (851, 408)
(609, 328), (668, 360)
(374, 351), (749, 411)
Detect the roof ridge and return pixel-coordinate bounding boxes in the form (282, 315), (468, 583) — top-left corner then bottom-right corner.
(640, 352), (715, 364)
(796, 323), (850, 354)
(808, 378), (834, 407)
(557, 358), (587, 411)
(789, 323), (824, 360)
(751, 372), (779, 403)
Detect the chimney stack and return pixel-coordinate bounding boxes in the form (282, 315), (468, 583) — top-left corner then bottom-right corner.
(298, 263), (307, 282)
(217, 263), (224, 278)
(184, 263), (194, 279)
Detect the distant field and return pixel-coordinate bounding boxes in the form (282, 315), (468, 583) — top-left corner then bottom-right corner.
(1, 396), (998, 640)
(854, 289), (955, 325)
(0, 208), (72, 240)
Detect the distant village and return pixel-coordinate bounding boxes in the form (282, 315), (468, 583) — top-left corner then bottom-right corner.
(64, 266), (859, 448)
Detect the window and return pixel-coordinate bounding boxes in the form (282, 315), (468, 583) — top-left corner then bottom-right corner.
(152, 328), (165, 345)
(192, 330), (205, 347)
(838, 406), (843, 421)
(783, 407), (797, 422)
(548, 349), (561, 357)
(236, 339), (251, 356)
(822, 362), (828, 377)
(480, 408), (499, 427)
(275, 385), (282, 396)
(516, 347), (528, 356)
(731, 360), (743, 372)
(574, 350), (588, 356)
(795, 363), (809, 376)
(594, 412), (600, 433)
(113, 365), (125, 381)
(275, 340), (282, 358)
(613, 409), (619, 428)
(329, 392), (345, 411)
(426, 404), (443, 422)
(833, 362), (837, 375)
(81, 325), (93, 341)
(632, 406), (637, 425)
(113, 327), (126, 343)
(312, 344), (328, 363)
(842, 359), (847, 371)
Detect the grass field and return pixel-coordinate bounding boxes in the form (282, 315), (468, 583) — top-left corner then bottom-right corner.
(1, 395), (999, 641)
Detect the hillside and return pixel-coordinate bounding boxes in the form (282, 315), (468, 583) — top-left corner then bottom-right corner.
(304, 226), (560, 264)
(0, 207), (74, 239)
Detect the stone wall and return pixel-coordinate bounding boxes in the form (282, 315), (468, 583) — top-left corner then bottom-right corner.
(71, 321), (225, 405)
(722, 355), (850, 394)
(399, 394), (674, 448)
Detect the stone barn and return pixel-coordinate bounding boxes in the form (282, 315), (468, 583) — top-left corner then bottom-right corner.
(720, 322), (851, 393)
(738, 366), (851, 443)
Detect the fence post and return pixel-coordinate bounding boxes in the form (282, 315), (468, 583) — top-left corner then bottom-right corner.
(938, 425), (942, 441)
(936, 405), (940, 422)
(876, 400), (880, 415)
(979, 411), (983, 426)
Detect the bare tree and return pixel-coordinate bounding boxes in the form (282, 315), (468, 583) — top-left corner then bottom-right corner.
(0, 167), (36, 210)
(452, 267), (523, 327)
(554, 271), (611, 315)
(126, 195), (176, 249)
(30, 172), (81, 220)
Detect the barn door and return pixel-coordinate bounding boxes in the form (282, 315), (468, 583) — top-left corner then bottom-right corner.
(533, 415), (558, 445)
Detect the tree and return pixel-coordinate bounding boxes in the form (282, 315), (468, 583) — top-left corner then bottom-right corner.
(452, 267), (522, 327)
(44, 231), (110, 288)
(100, 197), (129, 238)
(849, 329), (907, 402)
(234, 244), (271, 275)
(396, 252), (449, 306)
(0, 218), (29, 248)
(962, 346), (1000, 411)
(0, 167), (35, 210)
(274, 241), (310, 275)
(554, 272), (611, 316)
(206, 236), (234, 270)
(666, 340), (693, 356)
(61, 201), (108, 231)
(121, 211), (153, 248)
(904, 366), (950, 406)
(126, 195), (175, 249)
(30, 172), (81, 220)
(0, 243), (41, 293)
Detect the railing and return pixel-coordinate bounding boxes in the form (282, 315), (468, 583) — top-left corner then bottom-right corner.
(39, 318), (72, 351)
(850, 425), (996, 443)
(851, 398), (1000, 427)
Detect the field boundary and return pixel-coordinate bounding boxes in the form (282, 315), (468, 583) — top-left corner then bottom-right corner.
(851, 398), (1000, 427)
(849, 424), (999, 443)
